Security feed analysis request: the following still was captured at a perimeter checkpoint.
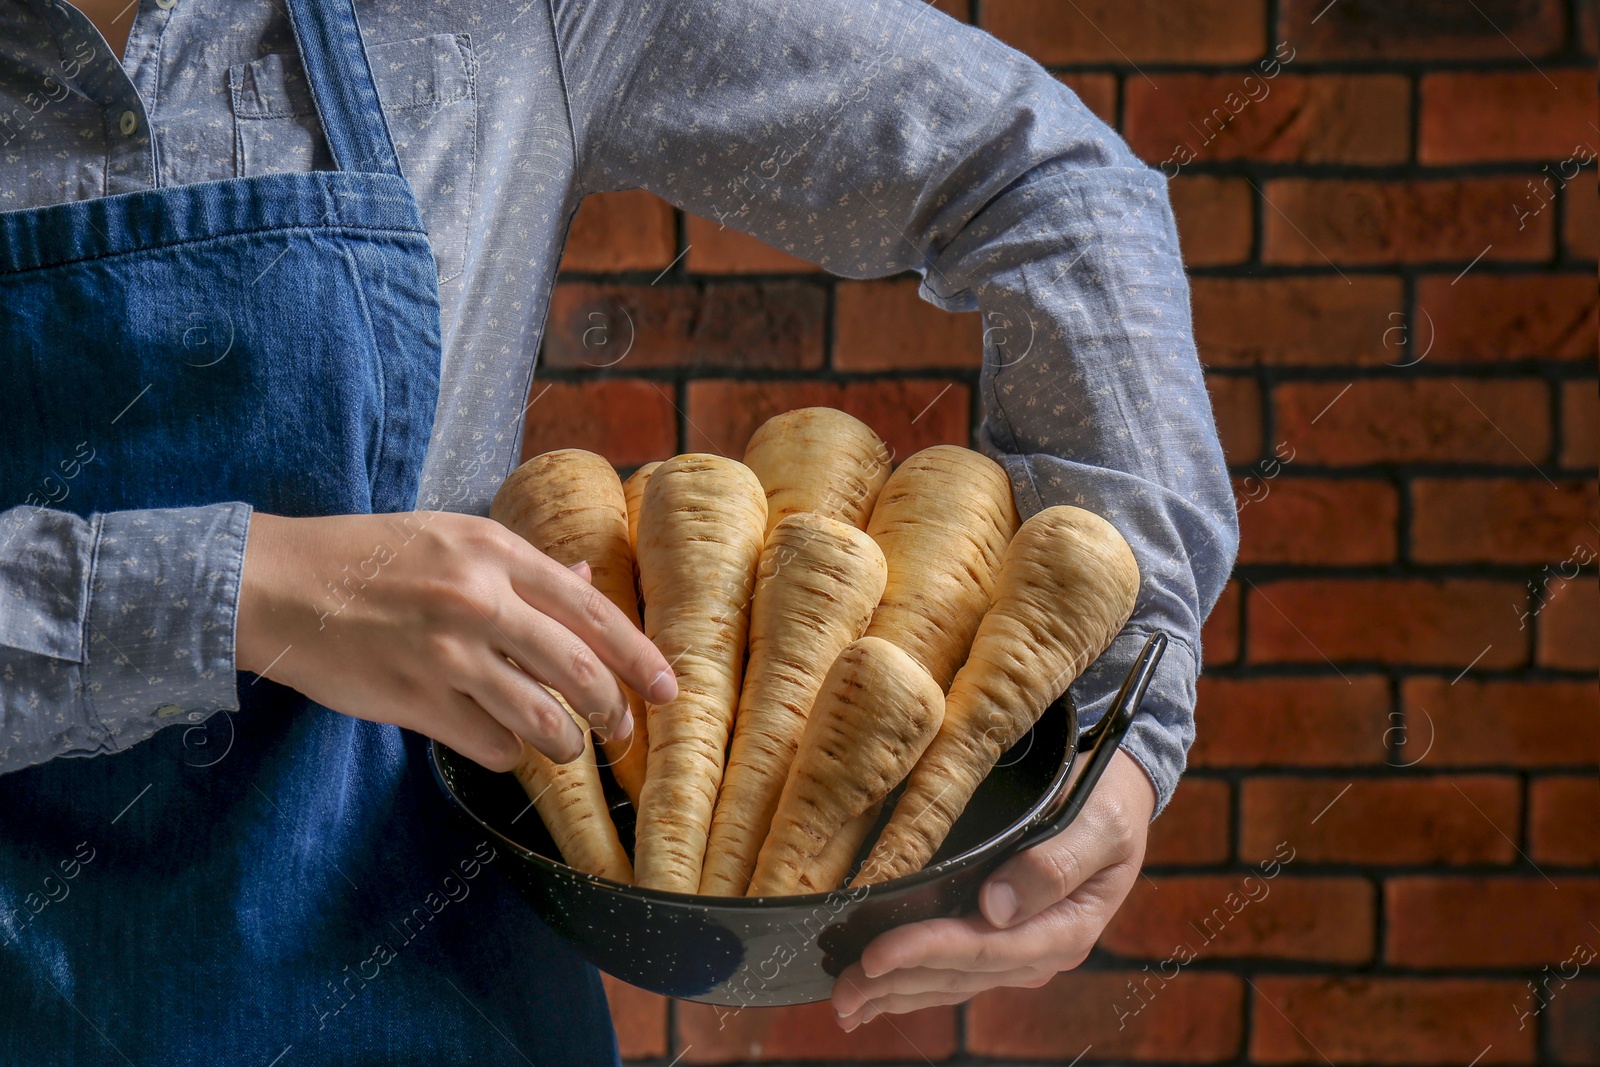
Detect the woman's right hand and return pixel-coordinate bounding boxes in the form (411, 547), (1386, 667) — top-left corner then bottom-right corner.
(234, 510), (676, 771)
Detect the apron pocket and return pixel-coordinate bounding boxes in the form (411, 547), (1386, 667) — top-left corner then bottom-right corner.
(228, 33), (477, 283)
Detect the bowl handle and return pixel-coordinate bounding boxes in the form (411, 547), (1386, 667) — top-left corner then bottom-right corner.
(1003, 630), (1169, 856)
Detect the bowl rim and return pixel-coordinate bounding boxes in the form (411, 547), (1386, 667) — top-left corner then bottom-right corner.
(428, 690), (1082, 912)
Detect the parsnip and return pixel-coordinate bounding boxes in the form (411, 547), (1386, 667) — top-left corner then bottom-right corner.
(622, 461), (661, 558)
(855, 506), (1139, 886)
(793, 799), (882, 895)
(632, 454), (769, 892)
(747, 637), (943, 898)
(490, 448), (649, 806)
(511, 691), (634, 884)
(697, 514), (887, 896)
(742, 408), (892, 536)
(862, 445), (1020, 690)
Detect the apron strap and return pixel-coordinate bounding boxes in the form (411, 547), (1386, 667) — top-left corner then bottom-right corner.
(283, 0), (404, 178)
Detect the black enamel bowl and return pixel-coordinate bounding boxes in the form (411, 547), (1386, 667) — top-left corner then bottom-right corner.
(430, 631), (1168, 1006)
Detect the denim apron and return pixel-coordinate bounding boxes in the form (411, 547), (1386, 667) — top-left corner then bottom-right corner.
(0, 2), (616, 1063)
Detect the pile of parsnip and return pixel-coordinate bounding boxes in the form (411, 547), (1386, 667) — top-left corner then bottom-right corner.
(488, 408), (1139, 897)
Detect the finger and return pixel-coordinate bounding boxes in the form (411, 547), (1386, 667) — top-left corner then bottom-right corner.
(505, 545), (676, 707)
(494, 609), (630, 743)
(838, 986), (1010, 1030)
(567, 559), (593, 582)
(833, 962), (1052, 1017)
(980, 806), (1140, 929)
(466, 653), (585, 764)
(858, 904), (1102, 976)
(422, 690), (524, 773)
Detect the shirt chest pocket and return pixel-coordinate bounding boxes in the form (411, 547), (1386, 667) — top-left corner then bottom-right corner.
(228, 33), (477, 283)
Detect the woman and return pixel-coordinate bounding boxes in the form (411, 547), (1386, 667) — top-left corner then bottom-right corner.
(0, 0), (1237, 1062)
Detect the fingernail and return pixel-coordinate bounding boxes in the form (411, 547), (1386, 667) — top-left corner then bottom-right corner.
(860, 1006), (880, 1026)
(649, 667), (677, 704)
(862, 961), (887, 979)
(986, 881), (1018, 927)
(568, 560), (591, 579)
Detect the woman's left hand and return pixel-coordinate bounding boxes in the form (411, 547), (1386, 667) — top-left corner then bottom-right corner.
(830, 747), (1157, 1029)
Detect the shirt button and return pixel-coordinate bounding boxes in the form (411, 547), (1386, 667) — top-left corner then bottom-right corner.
(155, 0), (177, 7)
(118, 110), (138, 137)
(155, 704), (184, 719)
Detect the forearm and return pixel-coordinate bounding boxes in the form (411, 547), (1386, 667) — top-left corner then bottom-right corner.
(552, 0), (1237, 815)
(0, 502), (248, 773)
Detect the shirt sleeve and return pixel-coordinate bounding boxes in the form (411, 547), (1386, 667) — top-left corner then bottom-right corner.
(547, 0), (1239, 817)
(0, 502), (250, 774)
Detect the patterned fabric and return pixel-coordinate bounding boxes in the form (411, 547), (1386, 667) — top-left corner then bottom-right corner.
(0, 0), (1236, 816)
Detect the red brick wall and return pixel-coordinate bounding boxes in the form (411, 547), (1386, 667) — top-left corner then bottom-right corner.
(535, 1), (1600, 1062)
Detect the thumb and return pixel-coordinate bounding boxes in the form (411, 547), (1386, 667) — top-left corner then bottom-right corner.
(979, 780), (1145, 929)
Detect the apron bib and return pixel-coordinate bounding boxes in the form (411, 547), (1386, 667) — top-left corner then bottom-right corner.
(0, 3), (615, 1063)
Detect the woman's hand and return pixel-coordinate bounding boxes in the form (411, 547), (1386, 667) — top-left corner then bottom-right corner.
(830, 747), (1156, 1028)
(235, 510), (676, 771)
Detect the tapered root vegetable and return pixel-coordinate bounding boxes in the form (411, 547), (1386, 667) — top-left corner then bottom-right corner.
(511, 692), (634, 884)
(855, 506), (1140, 886)
(622, 461), (661, 558)
(862, 445), (1020, 691)
(632, 454), (769, 892)
(490, 448), (649, 806)
(742, 408), (892, 536)
(697, 515), (888, 896)
(793, 799), (883, 895)
(747, 637), (944, 898)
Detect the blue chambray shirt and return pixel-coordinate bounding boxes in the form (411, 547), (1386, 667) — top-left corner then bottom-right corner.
(0, 0), (1237, 817)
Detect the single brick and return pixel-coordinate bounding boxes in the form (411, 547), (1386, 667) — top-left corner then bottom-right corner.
(543, 282), (824, 370)
(1240, 775), (1521, 865)
(1529, 776), (1600, 865)
(1203, 580), (1241, 666)
(684, 379), (969, 462)
(1562, 379), (1599, 470)
(676, 1000), (957, 1063)
(1192, 276), (1405, 367)
(1146, 777), (1232, 865)
(1566, 173), (1598, 260)
(833, 278), (983, 371)
(1273, 378), (1551, 465)
(1420, 70), (1598, 162)
(1537, 576), (1600, 670)
(1237, 478), (1398, 564)
(1207, 375), (1262, 464)
(980, 0), (1266, 63)
(1249, 976), (1535, 1064)
(683, 213), (823, 275)
(1402, 678), (1600, 766)
(1101, 875), (1375, 963)
(1126, 74), (1408, 164)
(558, 190), (676, 273)
(601, 975), (668, 1060)
(1247, 579), (1529, 667)
(1280, 0), (1565, 60)
(1410, 478), (1596, 563)
(1262, 178), (1552, 265)
(519, 380), (677, 468)
(1191, 676), (1391, 768)
(1385, 877), (1600, 967)
(1417, 274), (1597, 362)
(1169, 176), (1254, 266)
(968, 969), (1245, 1061)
